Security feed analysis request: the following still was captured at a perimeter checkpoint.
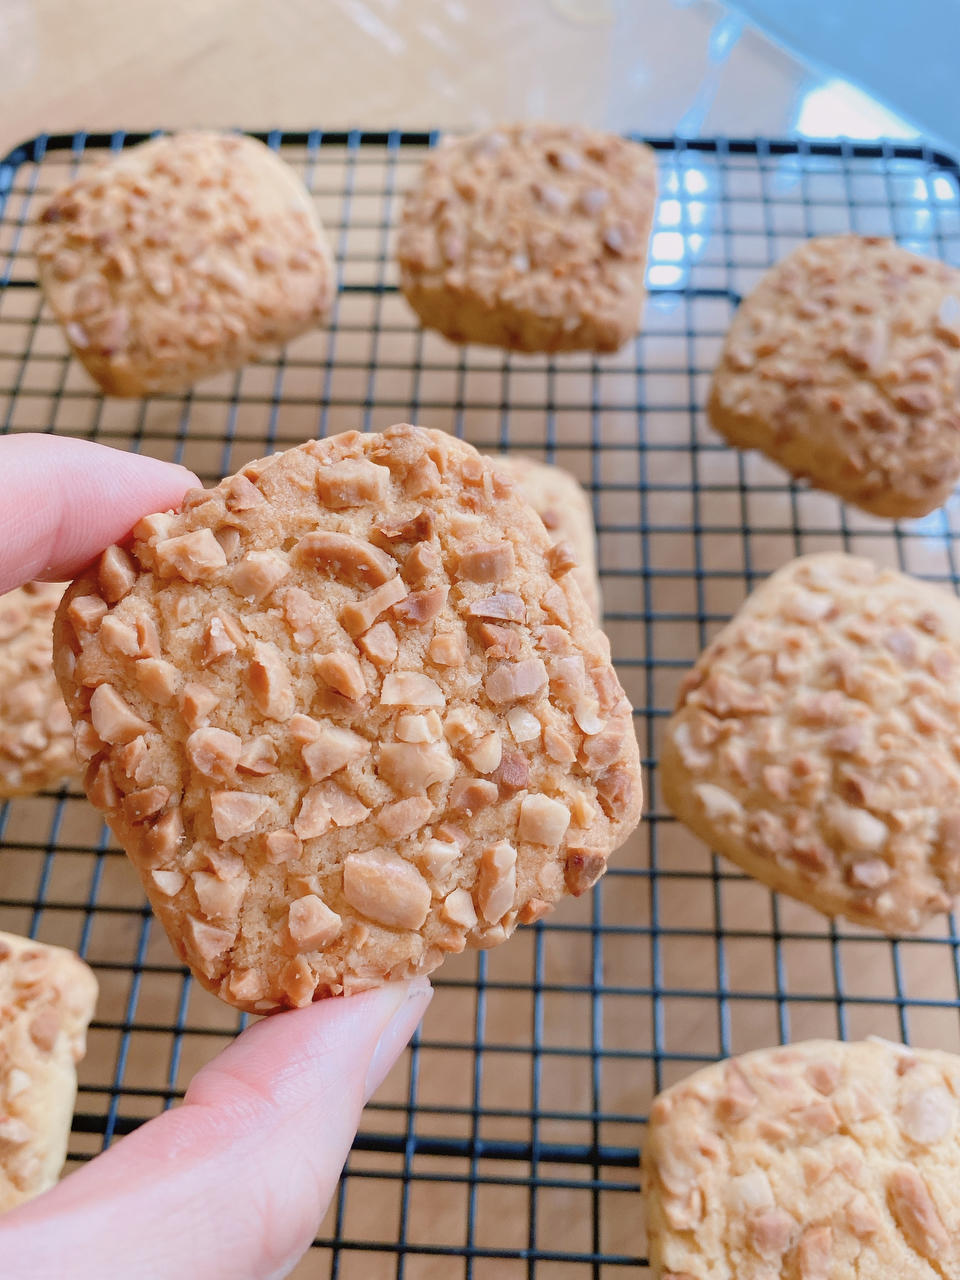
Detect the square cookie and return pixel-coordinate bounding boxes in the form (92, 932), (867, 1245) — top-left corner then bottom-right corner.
(709, 235), (960, 517)
(35, 132), (335, 396)
(396, 124), (657, 353)
(0, 931), (98, 1211)
(644, 1038), (960, 1279)
(490, 455), (601, 619)
(54, 426), (642, 1011)
(661, 553), (960, 932)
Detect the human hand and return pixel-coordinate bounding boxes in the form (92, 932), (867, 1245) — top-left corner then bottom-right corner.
(0, 434), (434, 1278)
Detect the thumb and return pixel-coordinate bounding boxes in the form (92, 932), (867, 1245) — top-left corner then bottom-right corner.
(0, 979), (433, 1280)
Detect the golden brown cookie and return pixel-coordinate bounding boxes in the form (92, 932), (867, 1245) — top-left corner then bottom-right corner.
(0, 931), (97, 1212)
(709, 235), (960, 517)
(396, 124), (657, 353)
(491, 455), (601, 619)
(54, 426), (642, 1011)
(644, 1038), (960, 1279)
(0, 583), (78, 798)
(35, 132), (334, 396)
(661, 553), (960, 933)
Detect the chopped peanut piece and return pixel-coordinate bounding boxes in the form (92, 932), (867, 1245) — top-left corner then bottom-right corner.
(282, 586), (323, 647)
(564, 848), (607, 895)
(247, 641), (294, 720)
(225, 473), (265, 511)
(151, 868), (185, 897)
(122, 786), (170, 824)
(544, 725), (576, 764)
(478, 841), (517, 924)
(443, 706), (478, 748)
(314, 782), (370, 828)
(465, 732), (502, 774)
(315, 458), (390, 508)
(358, 621), (399, 668)
(264, 830), (301, 864)
(187, 917), (236, 966)
(231, 551), (290, 602)
(466, 592), (526, 622)
(448, 777), (499, 814)
(135, 658), (180, 704)
(143, 807), (184, 865)
(381, 672), (445, 707)
(133, 511), (174, 542)
(378, 741), (456, 793)
(340, 577), (408, 636)
(99, 614), (139, 657)
(403, 541), (439, 583)
(288, 895), (342, 949)
(210, 791), (270, 840)
(418, 838), (461, 883)
(293, 786), (332, 840)
(155, 529), (227, 582)
(301, 724), (370, 781)
(237, 735), (278, 776)
(393, 586), (448, 624)
(342, 849), (432, 929)
(395, 711), (442, 743)
(376, 795), (434, 839)
(428, 631), (466, 665)
(96, 545), (138, 605)
(442, 888), (477, 929)
(314, 652), (366, 701)
(484, 658), (548, 705)
(507, 707), (541, 743)
(201, 615), (238, 665)
(456, 540), (515, 583)
(296, 531), (396, 586)
(89, 683), (151, 745)
(68, 594), (108, 633)
(187, 727), (242, 780)
(519, 794), (571, 845)
(192, 869), (247, 920)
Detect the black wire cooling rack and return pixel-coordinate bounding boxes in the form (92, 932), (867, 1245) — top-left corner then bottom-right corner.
(3, 129), (960, 1277)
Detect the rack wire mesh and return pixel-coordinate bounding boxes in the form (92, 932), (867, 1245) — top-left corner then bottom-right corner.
(2, 129), (960, 1276)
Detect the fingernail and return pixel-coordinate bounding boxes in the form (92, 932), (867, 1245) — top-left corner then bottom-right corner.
(363, 978), (433, 1102)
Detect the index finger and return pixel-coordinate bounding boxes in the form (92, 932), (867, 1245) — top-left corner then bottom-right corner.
(0, 434), (198, 594)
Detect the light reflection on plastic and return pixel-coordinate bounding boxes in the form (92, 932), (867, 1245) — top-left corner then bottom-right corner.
(794, 78), (918, 140)
(647, 264), (684, 287)
(647, 165), (712, 292)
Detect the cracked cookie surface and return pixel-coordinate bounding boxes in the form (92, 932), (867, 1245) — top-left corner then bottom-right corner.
(661, 553), (960, 933)
(0, 583), (78, 798)
(491, 455), (600, 619)
(709, 235), (960, 517)
(0, 930), (97, 1211)
(397, 124), (656, 353)
(35, 131), (334, 396)
(644, 1038), (960, 1279)
(54, 426), (641, 1011)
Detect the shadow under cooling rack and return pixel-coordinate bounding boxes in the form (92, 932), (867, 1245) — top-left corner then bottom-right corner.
(3, 129), (960, 1276)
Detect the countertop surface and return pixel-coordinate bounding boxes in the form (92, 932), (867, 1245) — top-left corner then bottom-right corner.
(0, 0), (836, 153)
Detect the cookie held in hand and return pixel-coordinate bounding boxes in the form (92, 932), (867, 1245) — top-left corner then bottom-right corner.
(54, 426), (642, 1011)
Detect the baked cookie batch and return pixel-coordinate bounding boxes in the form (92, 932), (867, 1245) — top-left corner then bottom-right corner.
(5, 127), (960, 1260)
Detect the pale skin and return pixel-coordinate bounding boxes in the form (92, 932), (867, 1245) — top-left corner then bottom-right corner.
(0, 434), (433, 1279)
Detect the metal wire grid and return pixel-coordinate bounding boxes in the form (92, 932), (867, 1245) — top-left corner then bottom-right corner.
(1, 130), (960, 1276)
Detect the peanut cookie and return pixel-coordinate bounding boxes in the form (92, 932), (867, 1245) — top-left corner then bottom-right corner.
(396, 124), (657, 354)
(0, 583), (78, 798)
(491, 455), (601, 619)
(35, 132), (334, 397)
(661, 553), (960, 933)
(644, 1038), (960, 1279)
(53, 426), (642, 1011)
(709, 235), (960, 518)
(0, 930), (97, 1211)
